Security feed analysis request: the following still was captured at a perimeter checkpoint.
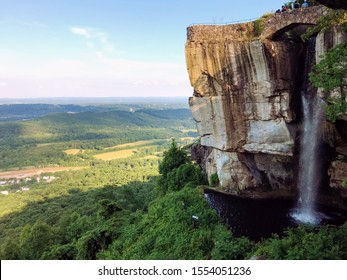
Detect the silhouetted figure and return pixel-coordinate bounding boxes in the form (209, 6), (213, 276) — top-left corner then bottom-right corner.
(302, 0), (309, 8)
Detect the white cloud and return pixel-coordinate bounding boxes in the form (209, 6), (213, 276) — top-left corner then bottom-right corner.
(70, 26), (114, 52)
(70, 27), (92, 38)
(0, 33), (192, 97)
(0, 76), (192, 98)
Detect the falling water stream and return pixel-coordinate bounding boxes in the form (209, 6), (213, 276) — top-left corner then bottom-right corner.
(290, 95), (324, 224)
(290, 37), (324, 224)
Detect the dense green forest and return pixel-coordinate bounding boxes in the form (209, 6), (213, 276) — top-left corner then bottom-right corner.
(1, 103), (347, 260)
(1, 140), (347, 259)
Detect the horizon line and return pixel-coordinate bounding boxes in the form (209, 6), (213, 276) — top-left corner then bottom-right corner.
(0, 96), (190, 99)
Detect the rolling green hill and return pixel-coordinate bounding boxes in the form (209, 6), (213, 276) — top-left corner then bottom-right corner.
(37, 109), (193, 129)
(0, 108), (197, 170)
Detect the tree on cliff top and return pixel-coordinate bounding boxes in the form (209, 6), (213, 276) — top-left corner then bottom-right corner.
(302, 8), (347, 40)
(303, 0), (347, 122)
(158, 139), (189, 177)
(309, 42), (347, 122)
(157, 139), (208, 194)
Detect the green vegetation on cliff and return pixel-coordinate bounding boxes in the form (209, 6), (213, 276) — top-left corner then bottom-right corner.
(301, 7), (347, 122)
(302, 8), (347, 40)
(254, 224), (347, 259)
(310, 42), (347, 122)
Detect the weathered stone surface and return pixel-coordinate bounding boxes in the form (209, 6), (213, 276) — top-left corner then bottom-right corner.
(189, 96), (247, 151)
(186, 8), (347, 197)
(262, 5), (326, 39)
(205, 149), (256, 192)
(253, 154), (296, 191)
(328, 161), (347, 196)
(190, 143), (212, 172)
(186, 6), (326, 42)
(204, 149), (297, 194)
(186, 28), (300, 192)
(243, 120), (293, 156)
(186, 39), (300, 156)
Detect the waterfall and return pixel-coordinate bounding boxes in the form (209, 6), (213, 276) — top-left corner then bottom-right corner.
(291, 95), (324, 224)
(291, 38), (324, 224)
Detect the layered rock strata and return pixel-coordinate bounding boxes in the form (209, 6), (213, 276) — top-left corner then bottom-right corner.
(186, 15), (347, 198)
(186, 31), (301, 194)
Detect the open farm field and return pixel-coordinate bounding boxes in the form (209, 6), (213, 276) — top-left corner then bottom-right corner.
(179, 137), (196, 141)
(64, 149), (84, 155)
(0, 167), (83, 179)
(94, 149), (137, 160)
(105, 139), (162, 150)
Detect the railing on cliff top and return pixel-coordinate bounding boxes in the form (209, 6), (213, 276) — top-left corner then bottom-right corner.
(189, 5), (324, 27)
(189, 17), (260, 26)
(188, 6), (326, 40)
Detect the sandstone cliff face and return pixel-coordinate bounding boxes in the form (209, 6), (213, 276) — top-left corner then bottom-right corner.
(186, 32), (301, 193)
(186, 17), (347, 198)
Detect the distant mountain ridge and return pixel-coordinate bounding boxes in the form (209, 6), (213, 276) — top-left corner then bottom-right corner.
(0, 104), (107, 122)
(0, 96), (189, 105)
(0, 101), (190, 122)
(37, 109), (194, 129)
(0, 107), (196, 147)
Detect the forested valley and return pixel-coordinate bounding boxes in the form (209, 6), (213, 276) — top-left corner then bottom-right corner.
(1, 102), (347, 260)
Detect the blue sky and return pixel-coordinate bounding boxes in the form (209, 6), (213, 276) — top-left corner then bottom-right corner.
(0, 0), (283, 98)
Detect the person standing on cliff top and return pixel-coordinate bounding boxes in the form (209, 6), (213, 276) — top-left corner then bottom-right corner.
(302, 0), (309, 8)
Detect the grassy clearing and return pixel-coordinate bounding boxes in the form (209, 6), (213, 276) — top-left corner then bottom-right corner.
(64, 149), (83, 155)
(105, 139), (162, 150)
(179, 137), (196, 141)
(180, 129), (197, 133)
(94, 149), (137, 160)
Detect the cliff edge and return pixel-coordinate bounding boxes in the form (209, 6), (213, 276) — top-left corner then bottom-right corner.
(185, 6), (347, 202)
